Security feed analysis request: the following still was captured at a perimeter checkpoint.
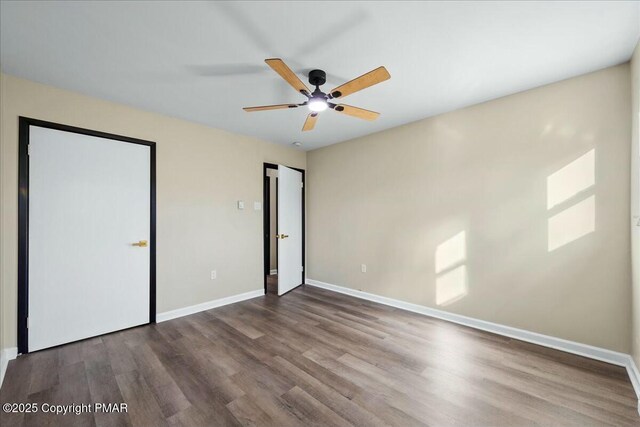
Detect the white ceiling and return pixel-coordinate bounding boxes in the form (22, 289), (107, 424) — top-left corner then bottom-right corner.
(1, 1), (638, 151)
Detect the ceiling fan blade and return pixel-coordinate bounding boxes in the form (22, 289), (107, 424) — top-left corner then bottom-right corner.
(265, 58), (311, 96)
(330, 66), (390, 99)
(188, 63), (266, 77)
(302, 113), (319, 131)
(333, 104), (380, 121)
(243, 104), (299, 112)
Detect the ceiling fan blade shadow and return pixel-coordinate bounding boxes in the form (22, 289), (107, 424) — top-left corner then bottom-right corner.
(212, 3), (369, 75)
(187, 64), (267, 77)
(211, 4), (304, 97)
(213, 2), (277, 54)
(291, 8), (370, 58)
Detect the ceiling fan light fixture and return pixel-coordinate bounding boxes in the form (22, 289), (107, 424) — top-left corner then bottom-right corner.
(308, 98), (328, 112)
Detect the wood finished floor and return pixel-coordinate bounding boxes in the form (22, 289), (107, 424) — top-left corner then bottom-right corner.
(1, 282), (638, 427)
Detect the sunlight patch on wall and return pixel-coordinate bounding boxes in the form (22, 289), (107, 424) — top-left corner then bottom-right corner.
(435, 231), (466, 274)
(547, 149), (595, 209)
(435, 231), (468, 306)
(546, 149), (596, 251)
(436, 266), (468, 306)
(548, 195), (595, 251)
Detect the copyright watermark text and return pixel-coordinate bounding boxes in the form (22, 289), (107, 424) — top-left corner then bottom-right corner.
(3, 402), (128, 415)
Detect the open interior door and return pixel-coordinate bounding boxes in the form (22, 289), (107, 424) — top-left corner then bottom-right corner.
(277, 165), (303, 295)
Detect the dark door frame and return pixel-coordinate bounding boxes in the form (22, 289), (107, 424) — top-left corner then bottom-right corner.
(18, 117), (157, 354)
(263, 163), (305, 294)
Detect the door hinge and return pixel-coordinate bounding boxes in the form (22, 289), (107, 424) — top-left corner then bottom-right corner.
(301, 182), (304, 188)
(301, 266), (304, 272)
(27, 144), (31, 156)
(26, 317), (29, 329)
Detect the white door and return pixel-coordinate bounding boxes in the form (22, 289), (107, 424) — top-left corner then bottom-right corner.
(277, 165), (303, 295)
(28, 125), (151, 352)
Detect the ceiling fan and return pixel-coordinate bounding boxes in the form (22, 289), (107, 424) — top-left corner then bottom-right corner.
(243, 58), (390, 131)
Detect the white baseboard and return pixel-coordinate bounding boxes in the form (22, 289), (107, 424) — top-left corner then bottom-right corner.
(626, 357), (640, 414)
(306, 278), (640, 403)
(0, 347), (18, 389)
(270, 269), (278, 275)
(157, 289), (264, 322)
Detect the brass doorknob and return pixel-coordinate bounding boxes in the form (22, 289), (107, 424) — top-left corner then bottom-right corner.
(276, 234), (289, 239)
(132, 240), (148, 247)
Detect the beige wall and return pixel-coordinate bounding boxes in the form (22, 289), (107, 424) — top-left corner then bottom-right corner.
(0, 74), (305, 351)
(632, 42), (640, 367)
(307, 64), (632, 353)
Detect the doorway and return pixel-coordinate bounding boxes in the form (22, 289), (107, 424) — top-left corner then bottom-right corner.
(263, 163), (305, 296)
(18, 117), (156, 354)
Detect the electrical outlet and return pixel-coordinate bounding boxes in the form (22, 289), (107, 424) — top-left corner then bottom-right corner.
(237, 200), (245, 210)
(361, 264), (367, 273)
(210, 270), (217, 280)
(254, 201), (262, 211)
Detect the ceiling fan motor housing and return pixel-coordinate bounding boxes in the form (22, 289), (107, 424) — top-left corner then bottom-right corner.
(308, 69), (326, 87)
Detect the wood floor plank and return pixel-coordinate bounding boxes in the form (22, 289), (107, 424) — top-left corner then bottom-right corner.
(1, 282), (638, 426)
(268, 355), (386, 427)
(280, 386), (352, 427)
(102, 333), (139, 376)
(57, 361), (99, 427)
(226, 394), (276, 427)
(27, 348), (59, 396)
(213, 307), (266, 340)
(115, 371), (168, 427)
(129, 344), (191, 418)
(85, 351), (132, 427)
(0, 356), (32, 427)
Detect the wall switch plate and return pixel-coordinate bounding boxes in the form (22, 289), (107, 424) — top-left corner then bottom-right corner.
(361, 264), (367, 273)
(237, 200), (244, 210)
(210, 270), (217, 280)
(254, 201), (262, 211)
